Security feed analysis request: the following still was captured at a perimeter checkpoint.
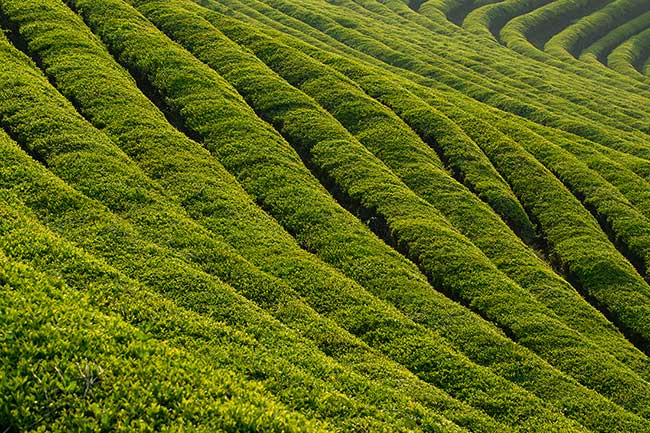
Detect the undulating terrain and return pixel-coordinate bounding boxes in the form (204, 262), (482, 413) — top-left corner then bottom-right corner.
(2, 0), (650, 431)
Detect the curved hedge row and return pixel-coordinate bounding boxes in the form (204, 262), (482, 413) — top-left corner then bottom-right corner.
(103, 0), (650, 425)
(580, 10), (650, 64)
(608, 26), (650, 78)
(0, 244), (324, 433)
(416, 0), (503, 25)
(463, 0), (650, 98)
(220, 0), (650, 141)
(0, 2), (528, 432)
(501, 0), (612, 51)
(203, 0), (650, 376)
(235, 0), (650, 170)
(463, 0), (551, 40)
(7, 0), (595, 431)
(545, 0), (650, 59)
(0, 22), (475, 433)
(3, 0), (650, 430)
(403, 0), (650, 117)
(441, 94), (650, 357)
(55, 0), (650, 430)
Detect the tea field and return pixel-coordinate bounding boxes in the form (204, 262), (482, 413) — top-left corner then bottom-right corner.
(2, 0), (650, 431)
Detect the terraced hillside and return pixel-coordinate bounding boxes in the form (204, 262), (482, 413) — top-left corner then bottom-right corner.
(2, 0), (650, 431)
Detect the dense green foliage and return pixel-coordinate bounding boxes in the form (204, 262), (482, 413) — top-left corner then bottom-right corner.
(0, 212), (325, 433)
(545, 0), (650, 59)
(2, 0), (650, 431)
(608, 26), (650, 77)
(581, 10), (650, 64)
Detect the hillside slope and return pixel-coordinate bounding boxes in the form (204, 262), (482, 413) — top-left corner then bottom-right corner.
(1, 0), (650, 432)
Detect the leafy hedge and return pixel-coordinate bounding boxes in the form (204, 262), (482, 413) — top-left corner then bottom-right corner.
(233, 0), (650, 170)
(608, 26), (650, 78)
(0, 25), (448, 433)
(0, 201), (325, 433)
(105, 0), (650, 428)
(580, 10), (650, 64)
(307, 43), (650, 381)
(545, 0), (650, 59)
(442, 94), (650, 359)
(60, 0), (631, 430)
(3, 0), (650, 431)
(0, 1), (509, 431)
